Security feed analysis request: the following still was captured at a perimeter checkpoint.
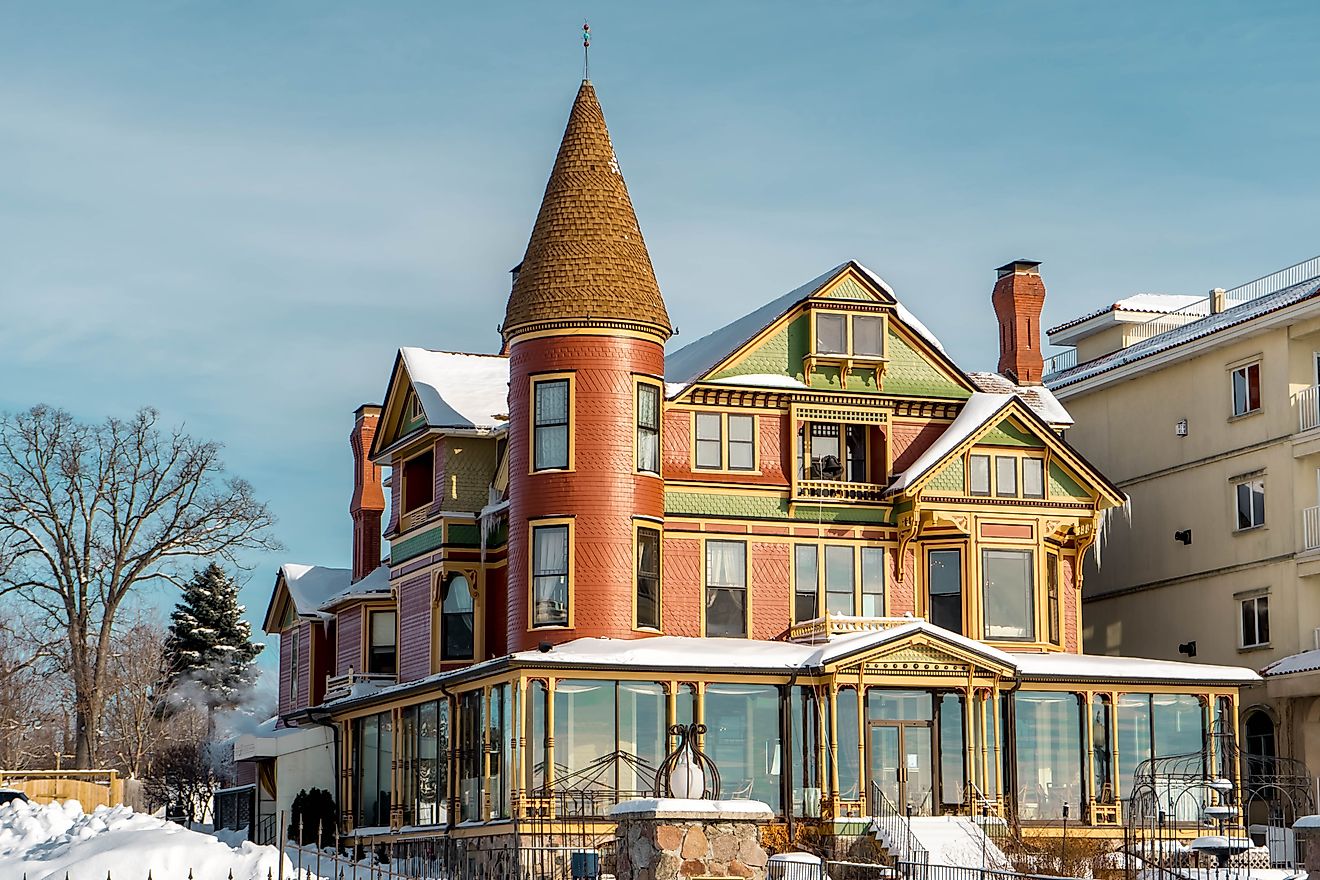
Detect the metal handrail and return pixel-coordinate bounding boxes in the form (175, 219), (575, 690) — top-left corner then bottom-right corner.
(870, 782), (929, 866)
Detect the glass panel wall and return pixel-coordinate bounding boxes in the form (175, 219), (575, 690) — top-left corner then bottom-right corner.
(835, 687), (861, 801)
(1116, 694), (1151, 801)
(1091, 695), (1114, 804)
(490, 684), (508, 819)
(354, 710), (393, 828)
(705, 683), (781, 810)
(526, 681), (548, 793)
(791, 687), (820, 817)
(458, 691), (484, 822)
(619, 682), (665, 793)
(417, 699), (447, 825)
(554, 680), (617, 786)
(1014, 691), (1082, 820)
(939, 693), (965, 808)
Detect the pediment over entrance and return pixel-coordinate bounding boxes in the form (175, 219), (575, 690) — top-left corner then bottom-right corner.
(819, 623), (1017, 680)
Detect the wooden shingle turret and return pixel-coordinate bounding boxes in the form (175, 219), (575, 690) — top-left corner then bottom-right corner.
(502, 80), (671, 344)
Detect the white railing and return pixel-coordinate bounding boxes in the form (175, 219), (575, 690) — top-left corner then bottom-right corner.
(1042, 348), (1077, 378)
(1303, 506), (1320, 553)
(1296, 385), (1320, 433)
(325, 670), (396, 700)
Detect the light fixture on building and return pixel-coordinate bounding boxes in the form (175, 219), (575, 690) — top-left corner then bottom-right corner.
(1176, 419), (1189, 436)
(1179, 641), (1197, 657)
(1174, 529), (1192, 545)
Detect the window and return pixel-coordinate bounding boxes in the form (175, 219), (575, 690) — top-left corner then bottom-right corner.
(802, 423), (868, 482)
(402, 449), (434, 513)
(1240, 594), (1269, 647)
(354, 711), (393, 827)
(441, 575), (474, 661)
(531, 524), (570, 627)
(995, 456), (1018, 498)
(705, 540), (747, 638)
(1046, 553), (1060, 645)
(1014, 692), (1083, 820)
(533, 379), (570, 471)
(705, 683), (782, 810)
(1023, 458), (1045, 499)
(287, 628), (299, 705)
(982, 548), (1034, 641)
(927, 549), (962, 634)
(969, 455), (991, 496)
(793, 545), (817, 623)
(636, 526), (661, 630)
(816, 313), (846, 354)
(853, 315), (883, 357)
(1231, 362), (1261, 416)
(728, 415), (755, 471)
(1235, 478), (1266, 530)
(636, 383), (660, 474)
(695, 413), (722, 469)
(825, 545), (855, 616)
(407, 390), (424, 420)
(368, 610), (397, 675)
(1091, 695), (1114, 803)
(1243, 710), (1276, 796)
(861, 547), (885, 616)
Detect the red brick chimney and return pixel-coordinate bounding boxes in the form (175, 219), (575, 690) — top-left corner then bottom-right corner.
(992, 260), (1046, 385)
(349, 404), (385, 582)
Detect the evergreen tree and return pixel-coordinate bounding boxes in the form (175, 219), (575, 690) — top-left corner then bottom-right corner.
(164, 563), (263, 710)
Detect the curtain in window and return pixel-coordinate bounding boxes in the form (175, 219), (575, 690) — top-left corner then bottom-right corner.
(533, 526), (569, 626)
(442, 576), (474, 660)
(981, 549), (1034, 640)
(534, 381), (569, 469)
(706, 541), (747, 638)
(637, 386), (660, 473)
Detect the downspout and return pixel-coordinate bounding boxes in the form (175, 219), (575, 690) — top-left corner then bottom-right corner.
(305, 709), (342, 843)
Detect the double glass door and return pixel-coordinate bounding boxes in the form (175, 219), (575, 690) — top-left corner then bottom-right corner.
(868, 722), (933, 815)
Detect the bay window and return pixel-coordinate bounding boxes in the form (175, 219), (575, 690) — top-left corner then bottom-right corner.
(816, 313), (846, 354)
(532, 378), (570, 471)
(982, 548), (1034, 641)
(531, 523), (570, 627)
(705, 540), (747, 637)
(441, 575), (474, 661)
(368, 610), (397, 675)
(402, 449), (434, 513)
(853, 315), (884, 357)
(636, 383), (660, 474)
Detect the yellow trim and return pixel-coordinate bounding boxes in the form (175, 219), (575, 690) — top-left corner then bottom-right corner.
(527, 516), (575, 631)
(633, 375), (665, 478)
(528, 372), (576, 475)
(506, 324), (667, 345)
(632, 519), (664, 633)
(690, 410), (761, 474)
(920, 541), (967, 629)
(699, 536), (750, 638)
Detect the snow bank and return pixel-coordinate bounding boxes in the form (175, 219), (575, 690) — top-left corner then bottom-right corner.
(0, 799), (306, 880)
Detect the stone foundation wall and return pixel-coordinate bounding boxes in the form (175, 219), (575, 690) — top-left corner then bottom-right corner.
(614, 812), (771, 880)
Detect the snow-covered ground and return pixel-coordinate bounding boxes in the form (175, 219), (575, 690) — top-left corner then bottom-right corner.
(0, 799), (319, 880)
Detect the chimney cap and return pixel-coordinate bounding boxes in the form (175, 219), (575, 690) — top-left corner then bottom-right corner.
(354, 403), (382, 420)
(996, 259), (1042, 279)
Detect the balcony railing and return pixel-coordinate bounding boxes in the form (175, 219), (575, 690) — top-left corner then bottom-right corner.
(325, 670), (396, 701)
(788, 614), (919, 643)
(796, 479), (888, 503)
(1304, 506), (1320, 553)
(1042, 348), (1077, 378)
(1296, 385), (1320, 433)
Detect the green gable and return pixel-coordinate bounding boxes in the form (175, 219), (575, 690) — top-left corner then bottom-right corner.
(927, 458), (965, 494)
(818, 276), (874, 301)
(979, 417), (1043, 448)
(1048, 462), (1091, 500)
(882, 328), (970, 399)
(710, 313), (810, 381)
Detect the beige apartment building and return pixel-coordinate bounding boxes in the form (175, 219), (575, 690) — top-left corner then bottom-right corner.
(1043, 255), (1320, 795)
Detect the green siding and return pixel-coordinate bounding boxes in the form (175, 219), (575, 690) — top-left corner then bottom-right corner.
(1048, 462), (1091, 500)
(444, 439), (497, 512)
(820, 277), (872, 301)
(664, 491), (894, 524)
(883, 329), (970, 399)
(927, 459), (965, 494)
(711, 314), (809, 381)
(390, 524), (445, 564)
(447, 522), (481, 547)
(979, 418), (1043, 448)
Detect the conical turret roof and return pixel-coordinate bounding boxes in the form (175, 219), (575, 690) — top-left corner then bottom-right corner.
(503, 81), (671, 342)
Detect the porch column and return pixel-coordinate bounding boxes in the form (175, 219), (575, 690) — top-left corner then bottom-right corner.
(546, 679), (557, 792)
(828, 683), (840, 801)
(963, 681), (976, 808)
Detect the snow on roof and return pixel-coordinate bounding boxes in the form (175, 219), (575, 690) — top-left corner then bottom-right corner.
(279, 564), (351, 621)
(399, 348), (508, 430)
(967, 372), (1073, 426)
(1013, 651), (1261, 685)
(1263, 648), (1320, 677)
(319, 564), (391, 610)
(704, 373), (811, 390)
(1048, 275), (1320, 390)
(1047, 293), (1202, 335)
(887, 393), (1014, 494)
(663, 261), (945, 392)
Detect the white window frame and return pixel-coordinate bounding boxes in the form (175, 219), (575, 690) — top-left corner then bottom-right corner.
(1230, 362), (1261, 417)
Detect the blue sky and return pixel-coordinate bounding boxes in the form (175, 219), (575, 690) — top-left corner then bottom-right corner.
(3, 2), (1318, 676)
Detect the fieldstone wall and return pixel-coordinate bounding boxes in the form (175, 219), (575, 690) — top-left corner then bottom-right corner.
(610, 801), (774, 880)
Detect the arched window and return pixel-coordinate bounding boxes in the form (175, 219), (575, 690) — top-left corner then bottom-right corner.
(441, 575), (474, 661)
(1244, 709), (1276, 796)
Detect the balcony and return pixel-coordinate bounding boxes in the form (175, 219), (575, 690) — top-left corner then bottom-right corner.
(795, 478), (888, 503)
(1304, 507), (1320, 553)
(1297, 385), (1320, 434)
(789, 613), (918, 644)
(325, 670), (396, 701)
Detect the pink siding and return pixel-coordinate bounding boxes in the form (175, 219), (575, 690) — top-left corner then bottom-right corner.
(1062, 554), (1079, 653)
(750, 542), (790, 640)
(296, 624), (311, 710)
(234, 760), (257, 786)
(397, 573), (432, 682)
(278, 630), (293, 719)
(889, 549), (916, 616)
(336, 609), (362, 676)
(277, 622), (312, 719)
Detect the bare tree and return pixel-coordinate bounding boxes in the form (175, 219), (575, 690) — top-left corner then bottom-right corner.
(0, 405), (279, 767)
(0, 615), (63, 769)
(101, 613), (173, 778)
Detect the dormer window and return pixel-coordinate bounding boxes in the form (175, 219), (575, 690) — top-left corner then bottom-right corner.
(811, 311), (886, 358)
(853, 315), (884, 357)
(402, 449), (434, 514)
(816, 314), (847, 354)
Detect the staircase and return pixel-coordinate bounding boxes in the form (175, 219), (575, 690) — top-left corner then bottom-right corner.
(902, 816), (1010, 869)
